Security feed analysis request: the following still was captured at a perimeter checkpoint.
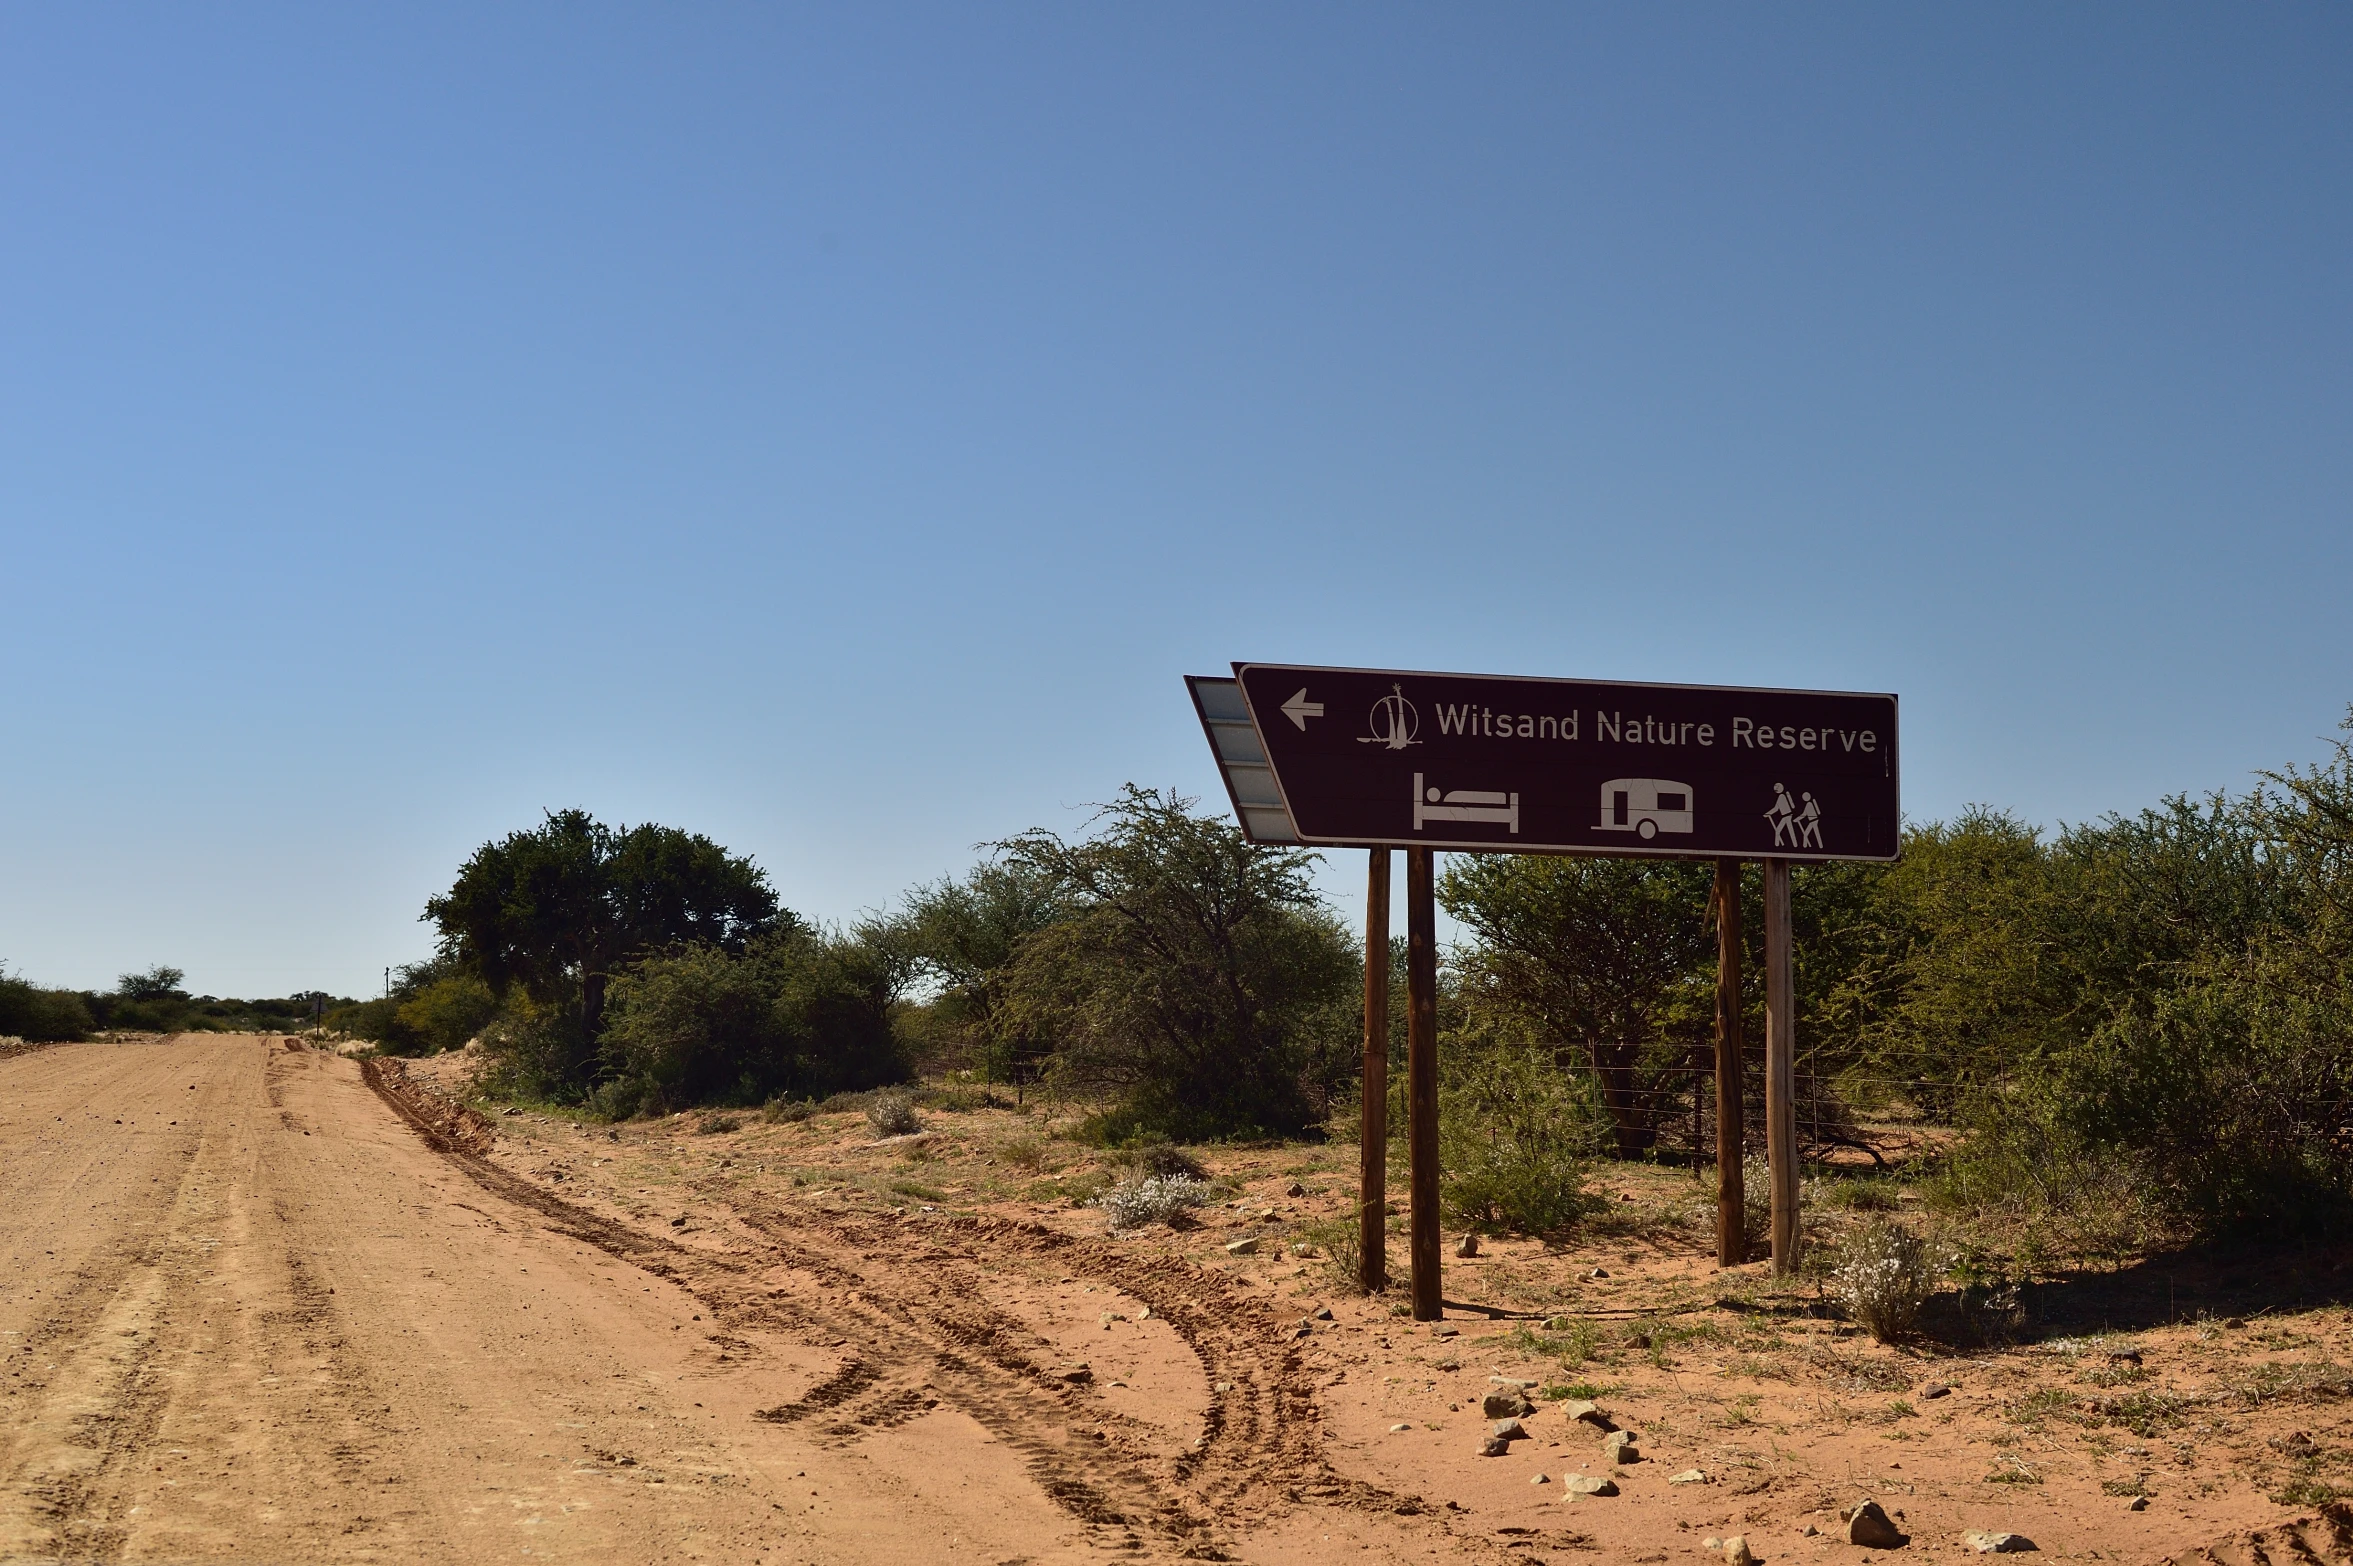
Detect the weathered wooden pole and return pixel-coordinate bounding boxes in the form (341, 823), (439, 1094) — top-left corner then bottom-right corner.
(1405, 845), (1442, 1321)
(1359, 848), (1392, 1294)
(1763, 857), (1800, 1275)
(1713, 859), (1746, 1268)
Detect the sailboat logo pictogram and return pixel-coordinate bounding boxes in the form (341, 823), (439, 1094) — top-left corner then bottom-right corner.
(1360, 684), (1420, 750)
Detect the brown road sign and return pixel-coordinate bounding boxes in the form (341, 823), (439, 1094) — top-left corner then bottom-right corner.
(1188, 663), (1899, 861)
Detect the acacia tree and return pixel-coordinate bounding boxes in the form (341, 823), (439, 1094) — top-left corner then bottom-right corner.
(424, 810), (778, 1091)
(989, 787), (1354, 1139)
(888, 857), (1072, 1086)
(1439, 855), (1715, 1156)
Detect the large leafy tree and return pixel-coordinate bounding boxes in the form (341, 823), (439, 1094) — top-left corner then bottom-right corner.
(888, 857), (1072, 1085)
(1440, 855), (1715, 1156)
(990, 786), (1354, 1139)
(424, 809), (779, 1052)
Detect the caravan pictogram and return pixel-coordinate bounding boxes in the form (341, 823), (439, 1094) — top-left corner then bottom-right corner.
(1595, 779), (1694, 841)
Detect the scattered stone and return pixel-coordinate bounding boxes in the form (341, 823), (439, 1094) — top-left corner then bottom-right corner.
(1725, 1537), (1757, 1566)
(1479, 1436), (1510, 1457)
(1703, 1539), (1723, 1552)
(1847, 1499), (1907, 1549)
(1801, 1522), (1820, 1536)
(1530, 1472), (1550, 1485)
(1310, 1306), (1334, 1321)
(502, 1106), (523, 1117)
(1058, 1364), (1094, 1384)
(669, 1215), (688, 1228)
(1433, 1357), (1461, 1371)
(1601, 1430), (1639, 1464)
(1290, 1326), (1312, 1340)
(2127, 1497), (2149, 1512)
(1224, 1238), (1260, 1256)
(1589, 1267), (1608, 1279)
(1490, 1376), (1538, 1389)
(1962, 1531), (2038, 1553)
(1559, 1400), (1617, 1432)
(1483, 1390), (1534, 1419)
(1920, 1383), (1952, 1399)
(1214, 1381), (1233, 1393)
(1456, 1233), (1480, 1258)
(1284, 1181), (1306, 1197)
(1669, 1469), (1709, 1485)
(1388, 1422), (1412, 1433)
(1561, 1474), (1618, 1498)
(1489, 1418), (1528, 1442)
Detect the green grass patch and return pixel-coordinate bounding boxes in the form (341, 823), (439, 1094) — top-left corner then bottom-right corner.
(2273, 1477), (2344, 1508)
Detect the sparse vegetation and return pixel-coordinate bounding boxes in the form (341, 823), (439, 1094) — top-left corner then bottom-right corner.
(1828, 1218), (1943, 1342)
(1097, 1173), (1216, 1232)
(865, 1092), (924, 1137)
(1424, 1042), (1600, 1236)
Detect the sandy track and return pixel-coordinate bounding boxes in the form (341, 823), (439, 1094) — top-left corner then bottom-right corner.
(0, 1039), (1468, 1565)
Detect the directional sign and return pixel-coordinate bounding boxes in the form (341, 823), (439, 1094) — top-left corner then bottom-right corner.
(1188, 664), (1899, 861)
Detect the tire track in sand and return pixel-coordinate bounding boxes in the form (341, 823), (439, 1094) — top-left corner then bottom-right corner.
(363, 1059), (1455, 1564)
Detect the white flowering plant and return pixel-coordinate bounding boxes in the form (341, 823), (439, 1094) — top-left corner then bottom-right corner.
(1829, 1218), (1946, 1342)
(1098, 1174), (1218, 1232)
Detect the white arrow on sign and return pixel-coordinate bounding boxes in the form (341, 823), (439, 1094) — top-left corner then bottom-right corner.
(1281, 688), (1325, 730)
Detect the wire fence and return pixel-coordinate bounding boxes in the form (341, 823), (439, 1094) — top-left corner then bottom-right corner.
(1388, 1055), (1968, 1168)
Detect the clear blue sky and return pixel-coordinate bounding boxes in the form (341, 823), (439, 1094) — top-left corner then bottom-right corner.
(4, 5), (2348, 998)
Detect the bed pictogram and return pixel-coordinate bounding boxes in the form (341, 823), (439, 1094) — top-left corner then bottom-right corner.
(1412, 772), (1520, 833)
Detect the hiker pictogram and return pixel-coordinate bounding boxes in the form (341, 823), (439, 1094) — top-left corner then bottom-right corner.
(1765, 783), (1799, 847)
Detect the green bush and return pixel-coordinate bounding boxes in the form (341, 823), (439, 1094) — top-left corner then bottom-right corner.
(395, 975), (500, 1055)
(988, 788), (1356, 1141)
(475, 996), (597, 1103)
(593, 926), (905, 1115)
(0, 977), (92, 1041)
(1426, 1043), (1603, 1235)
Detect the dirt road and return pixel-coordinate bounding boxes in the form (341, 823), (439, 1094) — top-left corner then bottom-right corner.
(0, 1038), (1447, 1565)
(8, 1036), (2350, 1566)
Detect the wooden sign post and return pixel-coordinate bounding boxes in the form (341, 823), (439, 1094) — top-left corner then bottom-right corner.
(1358, 849), (1391, 1294)
(1763, 858), (1800, 1274)
(1713, 860), (1746, 1267)
(1188, 666), (1897, 1306)
(1405, 846), (1442, 1321)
